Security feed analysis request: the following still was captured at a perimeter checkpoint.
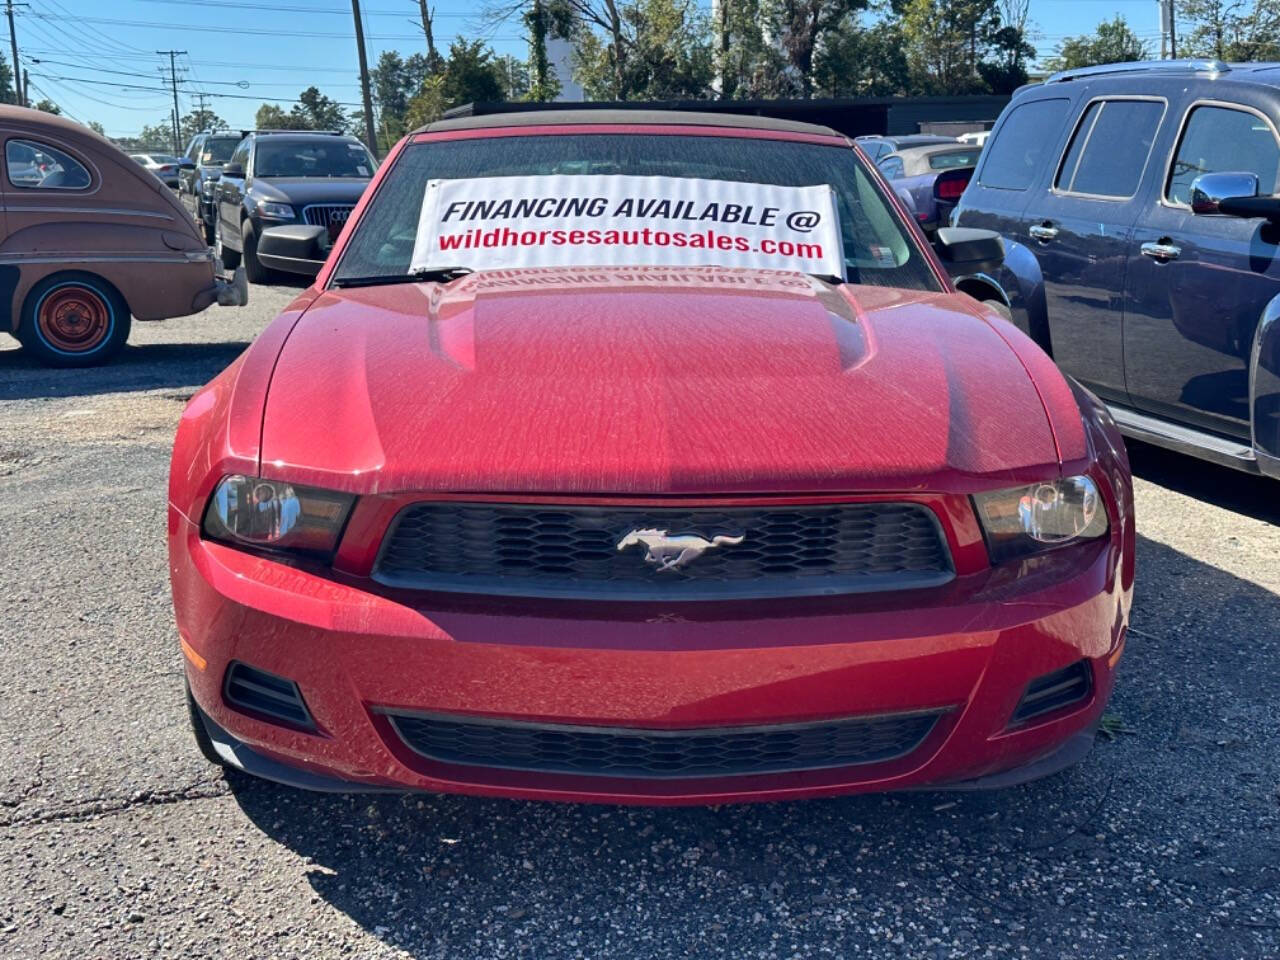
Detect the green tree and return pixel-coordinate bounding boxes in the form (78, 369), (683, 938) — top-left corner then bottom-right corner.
(32, 98), (60, 115)
(441, 38), (507, 104)
(901, 0), (1002, 93)
(180, 108), (227, 142)
(0, 52), (16, 105)
(371, 51), (434, 150)
(293, 86), (350, 131)
(814, 18), (911, 96)
(1045, 15), (1150, 70)
(524, 0), (563, 101)
(768, 0), (869, 96)
(87, 120), (106, 136)
(405, 75), (451, 129)
(254, 103), (308, 130)
(1181, 0), (1280, 59)
(574, 0), (713, 99)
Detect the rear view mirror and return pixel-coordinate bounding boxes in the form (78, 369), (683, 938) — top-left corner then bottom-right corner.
(257, 225), (329, 277)
(932, 227), (1004, 275)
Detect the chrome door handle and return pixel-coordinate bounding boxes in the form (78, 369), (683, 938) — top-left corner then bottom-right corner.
(1141, 241), (1181, 261)
(1029, 224), (1059, 242)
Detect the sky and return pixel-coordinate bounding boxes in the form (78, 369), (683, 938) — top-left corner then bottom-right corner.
(12, 0), (1166, 142)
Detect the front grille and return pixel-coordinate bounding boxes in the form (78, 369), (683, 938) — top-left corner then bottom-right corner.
(386, 710), (944, 779)
(224, 662), (313, 729)
(373, 502), (953, 599)
(1010, 660), (1093, 726)
(302, 203), (354, 241)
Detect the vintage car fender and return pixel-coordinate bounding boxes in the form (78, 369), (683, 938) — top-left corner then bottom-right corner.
(1250, 292), (1280, 478)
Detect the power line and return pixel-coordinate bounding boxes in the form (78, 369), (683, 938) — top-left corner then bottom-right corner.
(120, 0), (479, 17)
(19, 12), (520, 41)
(23, 47), (360, 73)
(29, 71), (367, 106)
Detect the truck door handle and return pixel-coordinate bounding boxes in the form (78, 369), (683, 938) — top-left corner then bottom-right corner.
(1141, 240), (1181, 261)
(1029, 223), (1058, 242)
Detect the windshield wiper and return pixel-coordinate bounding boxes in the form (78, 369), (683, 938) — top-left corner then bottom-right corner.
(332, 267), (472, 288)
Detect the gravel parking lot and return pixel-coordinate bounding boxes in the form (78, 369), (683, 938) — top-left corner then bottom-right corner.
(1, 284), (1277, 960)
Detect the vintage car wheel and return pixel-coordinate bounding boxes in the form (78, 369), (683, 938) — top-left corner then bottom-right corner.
(17, 273), (132, 367)
(216, 221), (241, 270)
(240, 221), (271, 285)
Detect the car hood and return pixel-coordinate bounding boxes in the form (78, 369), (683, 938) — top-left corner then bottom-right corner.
(259, 267), (1062, 495)
(251, 177), (371, 206)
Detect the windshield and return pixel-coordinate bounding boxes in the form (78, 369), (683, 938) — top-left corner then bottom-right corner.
(333, 134), (940, 291)
(254, 139), (374, 178)
(202, 138), (240, 164)
(928, 149), (982, 171)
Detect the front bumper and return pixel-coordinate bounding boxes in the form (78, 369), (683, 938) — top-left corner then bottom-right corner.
(172, 511), (1129, 804)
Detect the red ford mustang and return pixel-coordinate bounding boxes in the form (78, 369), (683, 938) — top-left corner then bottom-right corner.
(169, 111), (1134, 804)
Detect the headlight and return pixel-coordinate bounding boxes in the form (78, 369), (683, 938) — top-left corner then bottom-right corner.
(202, 475), (354, 558)
(257, 202), (294, 220)
(973, 475), (1108, 563)
(201, 179), (216, 196)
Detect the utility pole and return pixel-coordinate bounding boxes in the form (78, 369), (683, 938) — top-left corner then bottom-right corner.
(193, 90), (210, 128)
(1169, 0), (1178, 58)
(157, 49), (187, 154)
(6, 0), (27, 107)
(350, 0), (378, 156)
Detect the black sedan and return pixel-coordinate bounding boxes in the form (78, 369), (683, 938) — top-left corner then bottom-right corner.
(215, 131), (375, 282)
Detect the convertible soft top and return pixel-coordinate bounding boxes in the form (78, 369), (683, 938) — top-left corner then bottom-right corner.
(419, 109), (844, 139)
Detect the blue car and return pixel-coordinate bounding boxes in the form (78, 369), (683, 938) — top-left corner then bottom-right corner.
(954, 59), (1280, 479)
(877, 143), (983, 234)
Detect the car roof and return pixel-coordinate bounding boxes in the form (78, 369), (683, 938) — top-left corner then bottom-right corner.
(418, 109), (843, 139)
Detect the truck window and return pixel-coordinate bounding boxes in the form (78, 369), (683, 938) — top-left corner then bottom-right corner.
(978, 98), (1071, 191)
(1055, 99), (1165, 198)
(1167, 105), (1280, 205)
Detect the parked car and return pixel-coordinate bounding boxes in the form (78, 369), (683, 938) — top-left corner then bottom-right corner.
(958, 131), (991, 146)
(130, 152), (181, 188)
(877, 143), (984, 233)
(0, 107), (245, 366)
(954, 58), (1280, 479)
(172, 109), (1134, 803)
(179, 129), (246, 244)
(214, 130), (376, 283)
(854, 133), (957, 163)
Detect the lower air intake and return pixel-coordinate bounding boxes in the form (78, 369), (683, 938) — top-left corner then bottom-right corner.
(224, 662), (313, 729)
(384, 709), (944, 779)
(1010, 660), (1092, 726)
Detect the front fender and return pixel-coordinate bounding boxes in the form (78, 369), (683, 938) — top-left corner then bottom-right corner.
(1250, 293), (1280, 478)
(984, 239), (1050, 354)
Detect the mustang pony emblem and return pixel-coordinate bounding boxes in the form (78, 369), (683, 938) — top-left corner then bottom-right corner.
(616, 529), (745, 572)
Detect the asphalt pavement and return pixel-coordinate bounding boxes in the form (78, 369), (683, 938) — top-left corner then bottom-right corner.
(0, 284), (1277, 960)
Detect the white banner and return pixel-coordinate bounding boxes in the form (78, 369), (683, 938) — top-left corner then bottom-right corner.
(410, 174), (845, 279)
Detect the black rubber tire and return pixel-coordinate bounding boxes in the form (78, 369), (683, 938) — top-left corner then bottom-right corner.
(202, 216), (215, 246)
(241, 220), (271, 285)
(16, 272), (131, 368)
(186, 682), (226, 768)
(217, 220), (241, 270)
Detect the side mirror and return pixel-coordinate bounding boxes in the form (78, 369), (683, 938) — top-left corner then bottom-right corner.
(1193, 171), (1280, 223)
(1190, 172), (1258, 213)
(221, 162), (245, 178)
(179, 159), (196, 170)
(256, 224), (328, 277)
(933, 227), (1004, 275)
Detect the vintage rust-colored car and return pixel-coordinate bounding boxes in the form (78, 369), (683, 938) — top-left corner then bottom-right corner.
(0, 106), (246, 367)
